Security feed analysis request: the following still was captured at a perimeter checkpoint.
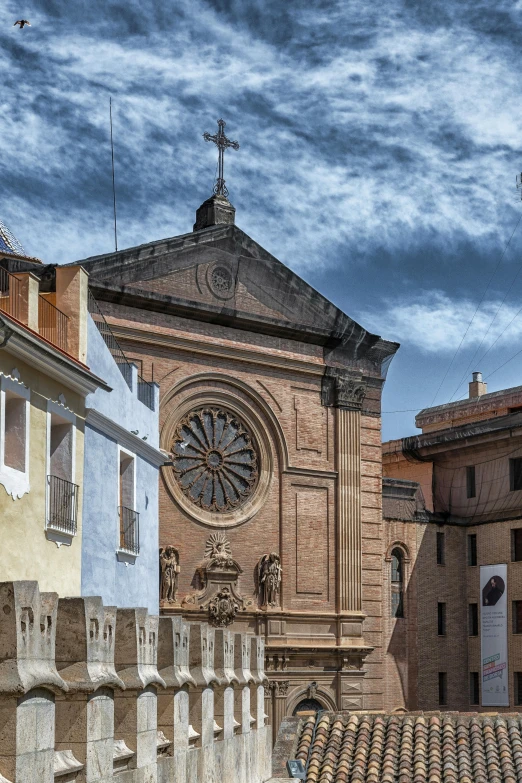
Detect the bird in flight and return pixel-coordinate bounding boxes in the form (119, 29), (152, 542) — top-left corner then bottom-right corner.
(14, 19), (31, 28)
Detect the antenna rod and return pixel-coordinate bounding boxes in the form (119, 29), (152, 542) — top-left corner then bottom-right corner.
(109, 97), (118, 252)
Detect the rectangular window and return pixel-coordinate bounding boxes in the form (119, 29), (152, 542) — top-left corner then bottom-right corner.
(513, 529), (522, 562)
(46, 405), (77, 538)
(436, 532), (445, 565)
(50, 414), (73, 482)
(468, 534), (477, 566)
(4, 390), (26, 471)
(469, 603), (478, 636)
(513, 601), (522, 634)
(438, 672), (447, 706)
(511, 458), (522, 491)
(118, 449), (139, 555)
(466, 466), (476, 498)
(119, 450), (135, 510)
(438, 602), (446, 635)
(469, 672), (479, 705)
(515, 673), (522, 706)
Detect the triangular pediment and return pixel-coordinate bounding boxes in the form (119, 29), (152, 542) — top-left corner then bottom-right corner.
(76, 224), (396, 363)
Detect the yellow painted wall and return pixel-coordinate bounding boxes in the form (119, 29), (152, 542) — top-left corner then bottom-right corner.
(0, 352), (85, 595)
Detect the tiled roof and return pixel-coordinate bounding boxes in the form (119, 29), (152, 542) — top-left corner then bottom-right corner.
(0, 220), (26, 256)
(294, 712), (522, 783)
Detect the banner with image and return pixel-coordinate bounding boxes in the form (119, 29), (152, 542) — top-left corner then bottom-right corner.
(480, 564), (508, 707)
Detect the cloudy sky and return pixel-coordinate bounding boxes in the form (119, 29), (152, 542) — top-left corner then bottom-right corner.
(2, 0), (522, 439)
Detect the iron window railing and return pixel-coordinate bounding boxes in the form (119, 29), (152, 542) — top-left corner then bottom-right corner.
(47, 475), (79, 536)
(119, 506), (140, 554)
(88, 290), (155, 410)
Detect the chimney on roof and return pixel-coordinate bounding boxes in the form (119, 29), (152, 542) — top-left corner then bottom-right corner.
(469, 372), (487, 399)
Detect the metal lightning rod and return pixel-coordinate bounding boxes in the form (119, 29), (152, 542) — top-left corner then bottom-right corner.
(109, 97), (118, 252)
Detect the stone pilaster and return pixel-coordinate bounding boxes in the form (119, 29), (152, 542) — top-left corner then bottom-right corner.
(273, 681), (289, 741)
(337, 407), (362, 612)
(324, 368), (366, 614)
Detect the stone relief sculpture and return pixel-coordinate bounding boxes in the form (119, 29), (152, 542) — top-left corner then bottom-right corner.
(182, 532), (251, 626)
(159, 546), (180, 603)
(258, 553), (282, 608)
(204, 532), (241, 571)
(208, 587), (240, 627)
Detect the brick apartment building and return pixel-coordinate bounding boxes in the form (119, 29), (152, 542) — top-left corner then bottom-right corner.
(382, 372), (522, 712)
(69, 190), (399, 739)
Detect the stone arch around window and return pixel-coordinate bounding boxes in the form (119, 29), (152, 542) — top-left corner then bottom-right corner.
(161, 372), (288, 528)
(286, 686), (336, 716)
(385, 542), (410, 619)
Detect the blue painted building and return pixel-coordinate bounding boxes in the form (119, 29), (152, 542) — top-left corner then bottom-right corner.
(81, 295), (164, 613)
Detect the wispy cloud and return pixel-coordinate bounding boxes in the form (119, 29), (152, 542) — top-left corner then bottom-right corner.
(0, 0), (521, 274)
(362, 291), (522, 355)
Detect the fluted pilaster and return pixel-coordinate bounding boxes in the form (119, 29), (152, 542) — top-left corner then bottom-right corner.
(336, 407), (362, 612)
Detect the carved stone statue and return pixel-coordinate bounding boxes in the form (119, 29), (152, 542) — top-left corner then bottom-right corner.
(159, 546), (180, 603)
(258, 553), (282, 608)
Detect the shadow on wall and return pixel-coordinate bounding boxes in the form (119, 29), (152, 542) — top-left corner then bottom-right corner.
(383, 482), (469, 713)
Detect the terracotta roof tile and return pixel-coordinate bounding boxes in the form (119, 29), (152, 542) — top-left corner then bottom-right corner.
(292, 713), (522, 783)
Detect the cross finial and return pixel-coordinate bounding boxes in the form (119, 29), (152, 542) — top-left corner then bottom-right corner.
(203, 119), (239, 199)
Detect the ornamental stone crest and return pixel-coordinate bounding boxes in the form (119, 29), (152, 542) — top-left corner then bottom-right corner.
(172, 407), (258, 513)
(208, 587), (240, 627)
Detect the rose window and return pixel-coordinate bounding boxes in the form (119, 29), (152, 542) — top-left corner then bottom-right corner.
(172, 408), (258, 512)
(210, 266), (233, 294)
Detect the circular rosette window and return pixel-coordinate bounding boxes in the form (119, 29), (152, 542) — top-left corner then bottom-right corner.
(172, 408), (259, 513)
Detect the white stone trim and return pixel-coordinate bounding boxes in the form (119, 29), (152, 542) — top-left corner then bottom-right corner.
(85, 408), (166, 467)
(0, 315), (109, 395)
(0, 372), (30, 500)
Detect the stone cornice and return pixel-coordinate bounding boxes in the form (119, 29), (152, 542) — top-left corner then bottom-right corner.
(0, 315), (110, 396)
(85, 408), (166, 467)
(110, 322), (327, 376)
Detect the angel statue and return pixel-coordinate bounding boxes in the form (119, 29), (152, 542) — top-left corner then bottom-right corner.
(159, 546), (180, 603)
(258, 553), (282, 608)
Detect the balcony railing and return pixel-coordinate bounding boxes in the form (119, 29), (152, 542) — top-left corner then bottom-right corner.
(39, 295), (68, 352)
(0, 267), (21, 321)
(119, 506), (140, 554)
(47, 475), (79, 536)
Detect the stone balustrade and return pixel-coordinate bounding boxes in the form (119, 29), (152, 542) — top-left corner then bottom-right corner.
(0, 581), (271, 783)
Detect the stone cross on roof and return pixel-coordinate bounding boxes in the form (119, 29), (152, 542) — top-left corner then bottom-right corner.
(203, 119), (239, 199)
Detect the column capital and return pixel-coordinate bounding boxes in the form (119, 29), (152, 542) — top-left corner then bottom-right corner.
(274, 680), (289, 698)
(322, 368), (366, 410)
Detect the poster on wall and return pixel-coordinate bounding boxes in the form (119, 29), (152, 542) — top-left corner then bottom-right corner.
(480, 564), (509, 707)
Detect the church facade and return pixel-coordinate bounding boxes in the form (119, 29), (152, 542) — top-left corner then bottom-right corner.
(74, 192), (398, 738)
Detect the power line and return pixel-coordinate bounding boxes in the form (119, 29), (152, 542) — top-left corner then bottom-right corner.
(429, 211), (522, 408)
(109, 97), (118, 252)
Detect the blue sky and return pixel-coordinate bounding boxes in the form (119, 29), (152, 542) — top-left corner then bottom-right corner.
(2, 0), (522, 440)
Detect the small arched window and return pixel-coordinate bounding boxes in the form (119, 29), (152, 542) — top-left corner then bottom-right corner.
(391, 547), (404, 618)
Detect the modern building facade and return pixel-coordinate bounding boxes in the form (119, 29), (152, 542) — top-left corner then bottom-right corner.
(382, 373), (522, 712)
(72, 190), (399, 739)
